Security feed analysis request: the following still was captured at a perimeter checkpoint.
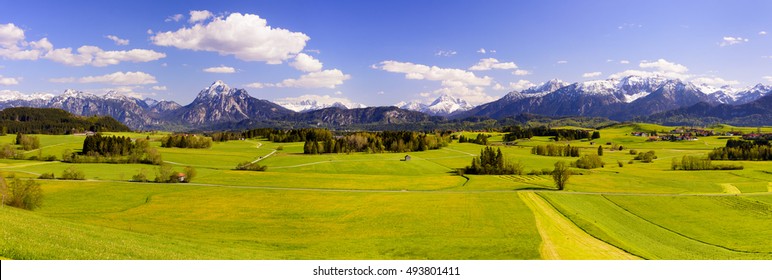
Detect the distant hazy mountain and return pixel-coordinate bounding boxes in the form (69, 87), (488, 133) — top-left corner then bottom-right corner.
(396, 94), (473, 116)
(275, 95), (367, 112)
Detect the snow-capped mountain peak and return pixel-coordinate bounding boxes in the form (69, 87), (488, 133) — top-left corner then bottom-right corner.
(522, 79), (567, 94)
(199, 80), (232, 98)
(397, 94), (473, 116)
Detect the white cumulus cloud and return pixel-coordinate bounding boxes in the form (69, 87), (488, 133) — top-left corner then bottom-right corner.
(609, 58), (691, 80)
(105, 35), (129, 46)
(378, 60), (492, 87)
(290, 53), (323, 72)
(620, 60), (630, 64)
(259, 69), (350, 89)
(760, 31), (768, 36)
(764, 76), (772, 82)
(203, 66), (236, 73)
(152, 12), (309, 64)
(509, 80), (536, 91)
(469, 58), (518, 71)
(0, 75), (20, 85)
(52, 71), (157, 85)
(582, 72), (602, 78)
(189, 10), (214, 23)
(0, 23), (164, 66)
(719, 36), (749, 47)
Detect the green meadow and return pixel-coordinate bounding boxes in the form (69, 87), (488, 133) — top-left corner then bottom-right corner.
(0, 124), (771, 259)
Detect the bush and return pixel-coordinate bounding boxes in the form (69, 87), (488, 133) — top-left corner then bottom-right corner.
(38, 172), (55, 179)
(276, 146), (284, 151)
(617, 160), (624, 167)
(2, 177), (43, 210)
(131, 169), (149, 182)
(574, 154), (605, 169)
(629, 149), (638, 155)
(235, 162), (268, 171)
(183, 166), (196, 182)
(60, 166), (85, 180)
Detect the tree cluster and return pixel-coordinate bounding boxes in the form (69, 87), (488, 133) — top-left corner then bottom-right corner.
(69, 135), (161, 165)
(161, 134), (213, 149)
(303, 131), (449, 154)
(150, 165), (196, 183)
(14, 133), (40, 151)
(633, 150), (657, 163)
(503, 126), (596, 141)
(0, 107), (130, 135)
(458, 134), (489, 145)
(235, 162), (268, 171)
(530, 144), (580, 157)
(464, 147), (523, 175)
(708, 140), (771, 161)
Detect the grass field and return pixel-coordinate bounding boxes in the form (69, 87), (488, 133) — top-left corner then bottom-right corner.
(1, 123), (771, 259)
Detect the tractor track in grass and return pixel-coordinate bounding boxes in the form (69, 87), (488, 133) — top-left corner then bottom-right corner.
(518, 191), (639, 260)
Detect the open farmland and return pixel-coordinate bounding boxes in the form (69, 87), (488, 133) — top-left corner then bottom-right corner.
(1, 124), (771, 259)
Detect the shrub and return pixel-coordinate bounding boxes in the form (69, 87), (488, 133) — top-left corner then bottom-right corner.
(131, 169), (149, 182)
(629, 149), (638, 155)
(235, 162), (268, 171)
(2, 177), (43, 210)
(617, 160), (624, 167)
(60, 166), (85, 180)
(38, 173), (55, 179)
(276, 146), (284, 151)
(634, 150), (657, 163)
(183, 166), (196, 182)
(574, 154), (605, 169)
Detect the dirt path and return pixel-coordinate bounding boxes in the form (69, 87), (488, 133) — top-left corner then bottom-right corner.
(518, 191), (639, 260)
(720, 183), (742, 194)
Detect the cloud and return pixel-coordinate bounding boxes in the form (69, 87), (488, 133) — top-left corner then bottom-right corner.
(258, 69), (350, 89)
(151, 86), (167, 91)
(165, 14), (184, 22)
(760, 31), (767, 36)
(434, 50), (457, 57)
(51, 71), (157, 85)
(477, 48), (487, 54)
(44, 46), (166, 66)
(556, 60), (568, 64)
(105, 35), (129, 46)
(203, 65), (236, 73)
(189, 10), (214, 23)
(469, 58), (518, 71)
(639, 59), (688, 73)
(0, 75), (20, 85)
(289, 53), (323, 72)
(691, 76), (739, 86)
(378, 61), (491, 87)
(0, 23), (164, 66)
(609, 58), (691, 80)
(582, 72), (602, 78)
(620, 60), (630, 64)
(764, 76), (772, 83)
(305, 49), (321, 54)
(152, 12), (309, 64)
(513, 69), (531, 76)
(719, 36), (749, 47)
(509, 80), (536, 91)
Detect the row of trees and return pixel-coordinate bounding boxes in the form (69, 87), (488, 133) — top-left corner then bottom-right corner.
(503, 126), (599, 141)
(671, 155), (744, 171)
(0, 107), (130, 135)
(161, 134), (213, 149)
(709, 140), (772, 161)
(531, 144), (581, 157)
(131, 165), (196, 183)
(303, 131), (450, 154)
(463, 147), (523, 175)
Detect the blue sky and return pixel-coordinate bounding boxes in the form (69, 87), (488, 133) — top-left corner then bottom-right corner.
(1, 0), (770, 106)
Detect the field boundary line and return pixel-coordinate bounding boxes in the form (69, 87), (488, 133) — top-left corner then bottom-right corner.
(601, 195), (772, 255)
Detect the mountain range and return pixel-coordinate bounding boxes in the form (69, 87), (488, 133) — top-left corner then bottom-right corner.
(1, 76), (770, 130)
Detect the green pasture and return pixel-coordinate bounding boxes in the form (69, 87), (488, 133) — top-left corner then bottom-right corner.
(1, 123), (771, 260)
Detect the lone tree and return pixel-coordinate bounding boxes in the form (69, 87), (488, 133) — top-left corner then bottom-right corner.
(551, 161), (571, 190)
(598, 145), (604, 156)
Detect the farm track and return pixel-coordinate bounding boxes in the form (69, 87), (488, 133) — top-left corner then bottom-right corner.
(518, 192), (639, 260)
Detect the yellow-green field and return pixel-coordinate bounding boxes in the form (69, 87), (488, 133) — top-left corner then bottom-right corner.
(1, 124), (771, 259)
